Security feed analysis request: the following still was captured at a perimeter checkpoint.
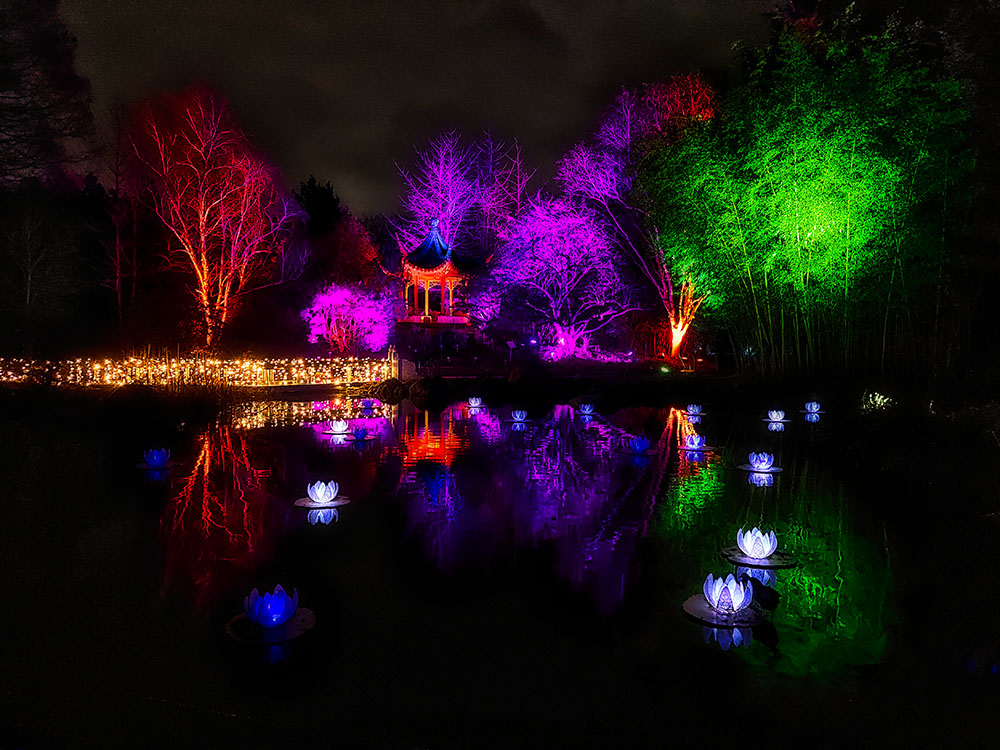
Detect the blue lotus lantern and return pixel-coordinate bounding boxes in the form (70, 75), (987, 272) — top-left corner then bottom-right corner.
(351, 426), (370, 441)
(361, 398), (374, 409)
(244, 585), (299, 628)
(804, 401), (821, 413)
(737, 527), (778, 559)
(768, 409), (785, 422)
(805, 412), (820, 423)
(630, 435), (651, 453)
(686, 404), (702, 415)
(747, 472), (773, 487)
(684, 433), (705, 450)
(748, 452), (774, 471)
(144, 448), (171, 468)
(512, 409), (527, 422)
(580, 403), (594, 415)
(329, 419), (349, 434)
(307, 508), (338, 525)
(768, 422), (784, 432)
(468, 397), (482, 408)
(703, 573), (753, 613)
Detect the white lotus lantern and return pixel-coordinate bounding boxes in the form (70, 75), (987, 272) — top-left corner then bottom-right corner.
(306, 480), (339, 505)
(768, 409), (785, 421)
(329, 420), (349, 434)
(703, 573), (753, 613)
(736, 527), (778, 559)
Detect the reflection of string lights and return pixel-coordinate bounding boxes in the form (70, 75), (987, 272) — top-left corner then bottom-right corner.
(0, 355), (392, 387)
(229, 400), (393, 430)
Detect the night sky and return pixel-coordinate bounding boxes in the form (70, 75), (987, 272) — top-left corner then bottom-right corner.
(60, 0), (772, 214)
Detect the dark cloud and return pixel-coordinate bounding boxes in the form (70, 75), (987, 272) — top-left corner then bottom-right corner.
(60, 0), (772, 213)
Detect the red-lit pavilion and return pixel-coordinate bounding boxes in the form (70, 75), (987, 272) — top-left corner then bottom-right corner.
(400, 219), (469, 324)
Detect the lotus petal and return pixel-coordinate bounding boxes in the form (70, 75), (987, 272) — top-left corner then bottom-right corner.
(329, 420), (349, 434)
(768, 409), (785, 421)
(580, 403), (594, 415)
(144, 448), (170, 468)
(512, 409), (527, 421)
(805, 401), (821, 413)
(630, 435), (651, 453)
(748, 452), (774, 471)
(687, 404), (702, 415)
(768, 422), (784, 432)
(469, 397), (482, 408)
(351, 427), (369, 440)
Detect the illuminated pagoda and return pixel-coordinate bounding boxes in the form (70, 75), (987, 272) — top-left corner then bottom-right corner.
(400, 219), (470, 325)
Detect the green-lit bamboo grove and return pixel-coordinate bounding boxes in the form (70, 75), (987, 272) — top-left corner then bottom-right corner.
(643, 23), (973, 377)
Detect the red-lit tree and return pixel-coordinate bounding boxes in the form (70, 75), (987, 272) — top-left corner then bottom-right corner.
(558, 74), (715, 356)
(134, 88), (301, 347)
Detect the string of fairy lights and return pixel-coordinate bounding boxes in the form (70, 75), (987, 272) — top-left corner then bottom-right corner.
(0, 355), (394, 388)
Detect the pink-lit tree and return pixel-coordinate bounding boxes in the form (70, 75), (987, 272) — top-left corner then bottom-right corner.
(301, 282), (394, 355)
(134, 88), (302, 347)
(496, 197), (639, 357)
(557, 74), (715, 356)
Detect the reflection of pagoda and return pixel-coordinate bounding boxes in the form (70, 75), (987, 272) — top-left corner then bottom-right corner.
(400, 219), (470, 325)
(396, 406), (466, 470)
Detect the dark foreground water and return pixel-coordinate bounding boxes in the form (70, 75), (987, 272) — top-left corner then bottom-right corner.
(2, 393), (998, 748)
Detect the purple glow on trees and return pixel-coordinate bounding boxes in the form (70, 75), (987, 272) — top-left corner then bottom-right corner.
(557, 76), (716, 357)
(301, 283), (394, 355)
(495, 196), (639, 358)
(395, 132), (532, 255)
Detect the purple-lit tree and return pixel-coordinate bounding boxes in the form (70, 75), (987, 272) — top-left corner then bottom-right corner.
(557, 75), (715, 356)
(301, 282), (394, 355)
(496, 196), (639, 357)
(395, 132), (531, 256)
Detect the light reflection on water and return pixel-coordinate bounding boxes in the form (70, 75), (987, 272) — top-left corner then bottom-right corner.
(158, 398), (893, 678)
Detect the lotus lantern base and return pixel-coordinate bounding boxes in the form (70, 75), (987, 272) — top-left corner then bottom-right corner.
(762, 418), (790, 423)
(720, 546), (797, 569)
(681, 595), (764, 628)
(227, 608), (316, 644)
(737, 464), (782, 473)
(294, 495), (351, 509)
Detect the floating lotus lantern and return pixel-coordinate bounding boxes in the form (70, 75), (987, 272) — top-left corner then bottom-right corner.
(361, 398), (375, 409)
(512, 409), (527, 422)
(627, 435), (652, 455)
(703, 573), (753, 613)
(579, 403), (594, 415)
(350, 426), (373, 441)
(739, 451), (781, 473)
(681, 433), (712, 453)
(328, 419), (349, 434)
(747, 472), (774, 487)
(768, 422), (785, 432)
(686, 404), (702, 415)
(703, 626), (752, 651)
(737, 527), (777, 559)
(309, 481), (337, 505)
(244, 585), (298, 628)
(307, 508), (339, 525)
(723, 527), (796, 568)
(295, 480), (349, 508)
(468, 397), (482, 408)
(144, 448), (171, 468)
(766, 409), (789, 423)
(804, 401), (822, 413)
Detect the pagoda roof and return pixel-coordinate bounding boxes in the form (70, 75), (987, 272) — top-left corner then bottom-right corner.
(405, 219), (452, 271)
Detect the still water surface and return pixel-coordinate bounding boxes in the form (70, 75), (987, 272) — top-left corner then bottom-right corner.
(2, 395), (994, 747)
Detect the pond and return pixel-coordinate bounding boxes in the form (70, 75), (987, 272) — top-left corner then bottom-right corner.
(1, 393), (996, 747)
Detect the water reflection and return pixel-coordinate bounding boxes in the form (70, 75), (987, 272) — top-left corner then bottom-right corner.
(160, 425), (289, 608)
